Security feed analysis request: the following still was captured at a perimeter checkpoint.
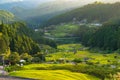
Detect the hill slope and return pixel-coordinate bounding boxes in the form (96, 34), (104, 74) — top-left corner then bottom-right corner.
(45, 2), (120, 26)
(0, 0), (86, 28)
(13, 0), (85, 28)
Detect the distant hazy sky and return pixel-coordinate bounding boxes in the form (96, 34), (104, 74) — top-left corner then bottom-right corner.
(0, 0), (120, 4)
(0, 0), (54, 4)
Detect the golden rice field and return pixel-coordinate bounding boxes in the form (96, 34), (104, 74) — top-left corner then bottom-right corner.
(10, 70), (100, 80)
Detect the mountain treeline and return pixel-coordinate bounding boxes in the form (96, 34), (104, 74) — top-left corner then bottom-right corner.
(45, 2), (120, 26)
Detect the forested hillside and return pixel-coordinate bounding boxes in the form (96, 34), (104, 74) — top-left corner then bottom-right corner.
(0, 22), (40, 54)
(0, 0), (85, 28)
(0, 10), (58, 65)
(45, 2), (120, 26)
(86, 18), (120, 51)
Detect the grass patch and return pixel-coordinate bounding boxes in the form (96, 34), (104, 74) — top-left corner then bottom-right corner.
(49, 23), (79, 37)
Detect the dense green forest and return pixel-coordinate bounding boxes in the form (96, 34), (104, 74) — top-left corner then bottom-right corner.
(45, 2), (120, 26)
(0, 22), (39, 54)
(86, 18), (120, 51)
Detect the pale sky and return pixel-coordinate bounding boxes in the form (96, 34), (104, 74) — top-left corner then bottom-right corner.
(0, 0), (120, 4)
(0, 0), (23, 3)
(0, 0), (49, 4)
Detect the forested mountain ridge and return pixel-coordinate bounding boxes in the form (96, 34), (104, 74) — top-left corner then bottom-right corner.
(45, 2), (120, 26)
(0, 0), (85, 28)
(20, 1), (80, 25)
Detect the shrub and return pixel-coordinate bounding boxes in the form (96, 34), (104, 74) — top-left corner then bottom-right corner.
(20, 53), (33, 63)
(5, 65), (24, 72)
(32, 57), (42, 63)
(73, 58), (83, 63)
(8, 52), (20, 65)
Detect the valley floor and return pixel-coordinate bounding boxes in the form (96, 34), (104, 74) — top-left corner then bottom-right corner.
(8, 44), (120, 80)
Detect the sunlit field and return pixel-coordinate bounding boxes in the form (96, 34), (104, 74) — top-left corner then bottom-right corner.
(9, 44), (120, 80)
(10, 70), (100, 80)
(46, 44), (120, 65)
